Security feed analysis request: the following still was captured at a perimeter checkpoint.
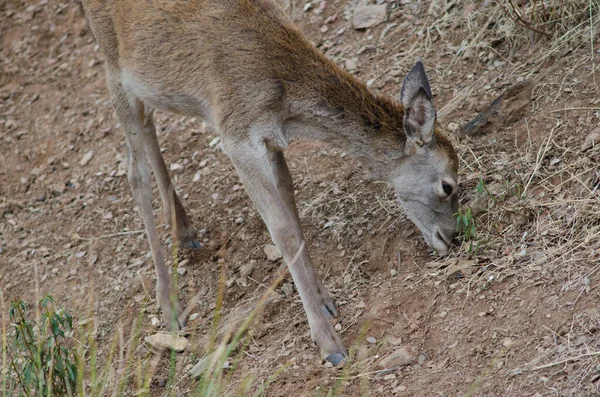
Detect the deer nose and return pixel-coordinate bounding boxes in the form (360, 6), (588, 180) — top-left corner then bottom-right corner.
(432, 226), (456, 253)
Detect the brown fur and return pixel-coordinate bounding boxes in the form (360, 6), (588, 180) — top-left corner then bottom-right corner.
(78, 0), (459, 364)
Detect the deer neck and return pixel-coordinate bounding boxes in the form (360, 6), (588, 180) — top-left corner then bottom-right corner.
(286, 67), (408, 181)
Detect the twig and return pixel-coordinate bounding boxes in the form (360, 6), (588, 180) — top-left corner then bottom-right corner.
(522, 122), (559, 196)
(525, 350), (600, 372)
(550, 107), (600, 112)
(494, 0), (551, 38)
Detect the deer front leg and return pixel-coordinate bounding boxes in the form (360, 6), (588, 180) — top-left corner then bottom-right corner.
(222, 137), (346, 366)
(107, 71), (185, 330)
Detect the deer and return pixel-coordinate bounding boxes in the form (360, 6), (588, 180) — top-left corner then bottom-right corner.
(77, 0), (459, 366)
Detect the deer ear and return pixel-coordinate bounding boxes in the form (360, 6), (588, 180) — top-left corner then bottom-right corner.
(400, 61), (436, 148)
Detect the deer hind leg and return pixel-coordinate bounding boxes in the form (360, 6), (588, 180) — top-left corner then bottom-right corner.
(142, 110), (200, 249)
(106, 70), (185, 330)
(222, 135), (346, 366)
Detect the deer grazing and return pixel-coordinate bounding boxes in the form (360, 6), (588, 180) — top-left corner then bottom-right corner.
(78, 0), (459, 365)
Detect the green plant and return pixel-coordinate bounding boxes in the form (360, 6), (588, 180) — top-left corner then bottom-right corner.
(6, 296), (77, 397)
(455, 207), (477, 242)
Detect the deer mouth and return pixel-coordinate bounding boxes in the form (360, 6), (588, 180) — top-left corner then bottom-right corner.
(431, 226), (454, 254)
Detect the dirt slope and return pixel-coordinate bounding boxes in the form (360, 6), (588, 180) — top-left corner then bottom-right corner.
(2, 0), (600, 396)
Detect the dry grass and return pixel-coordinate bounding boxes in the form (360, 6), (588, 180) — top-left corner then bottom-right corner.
(346, 0), (600, 393)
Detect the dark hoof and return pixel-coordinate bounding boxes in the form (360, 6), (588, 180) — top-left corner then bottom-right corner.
(177, 315), (187, 330)
(165, 316), (185, 331)
(180, 239), (202, 250)
(325, 352), (346, 367)
(321, 302), (338, 319)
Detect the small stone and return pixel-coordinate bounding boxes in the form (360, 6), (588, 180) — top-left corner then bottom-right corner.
(390, 268), (398, 277)
(145, 332), (189, 352)
(208, 137), (220, 147)
(179, 259), (190, 268)
(193, 171), (201, 182)
(79, 151), (94, 166)
(383, 374), (396, 381)
(367, 336), (377, 344)
(281, 282), (294, 297)
(151, 317), (161, 328)
(582, 128), (600, 151)
(170, 163), (183, 171)
(235, 217), (244, 224)
(352, 4), (387, 29)
(418, 353), (427, 365)
(264, 244), (283, 261)
(189, 313), (199, 321)
(345, 59), (357, 71)
(239, 260), (256, 278)
(177, 267), (187, 276)
(52, 267), (59, 274)
(447, 122), (459, 132)
(334, 323), (342, 331)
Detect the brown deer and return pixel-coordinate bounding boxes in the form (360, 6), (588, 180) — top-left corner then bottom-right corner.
(78, 0), (459, 365)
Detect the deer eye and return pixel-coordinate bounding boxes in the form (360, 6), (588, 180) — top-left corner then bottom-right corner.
(442, 181), (453, 196)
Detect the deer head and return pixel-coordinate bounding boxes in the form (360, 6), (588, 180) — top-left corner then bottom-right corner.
(393, 61), (459, 254)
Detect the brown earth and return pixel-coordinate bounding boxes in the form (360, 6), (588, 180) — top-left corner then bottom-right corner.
(2, 0), (600, 396)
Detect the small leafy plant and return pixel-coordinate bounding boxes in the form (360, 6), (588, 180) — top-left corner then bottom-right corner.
(455, 207), (476, 241)
(7, 295), (77, 397)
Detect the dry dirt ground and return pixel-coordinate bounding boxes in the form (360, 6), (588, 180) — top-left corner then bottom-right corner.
(2, 0), (600, 396)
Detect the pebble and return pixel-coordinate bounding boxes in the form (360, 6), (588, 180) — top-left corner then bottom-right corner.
(208, 137), (220, 147)
(345, 59), (357, 71)
(263, 244), (283, 261)
(582, 128), (600, 151)
(334, 323), (342, 331)
(235, 217), (244, 224)
(447, 122), (459, 132)
(281, 283), (294, 297)
(239, 260), (256, 278)
(79, 150), (94, 166)
(177, 267), (187, 276)
(367, 336), (377, 344)
(150, 317), (161, 328)
(193, 171), (201, 182)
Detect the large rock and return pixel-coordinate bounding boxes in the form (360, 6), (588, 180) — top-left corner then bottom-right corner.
(145, 332), (189, 352)
(378, 346), (416, 369)
(352, 5), (388, 30)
